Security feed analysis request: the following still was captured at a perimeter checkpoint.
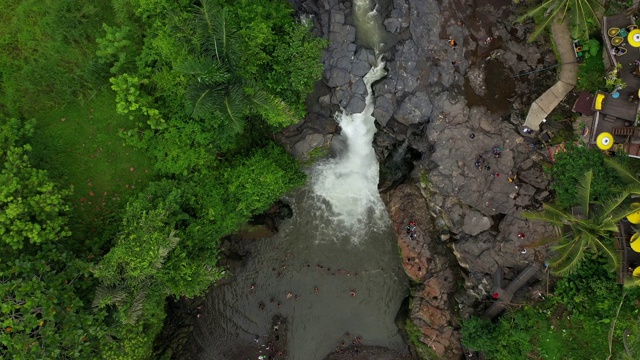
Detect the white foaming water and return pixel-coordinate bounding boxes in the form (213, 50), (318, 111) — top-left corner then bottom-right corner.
(311, 61), (388, 237)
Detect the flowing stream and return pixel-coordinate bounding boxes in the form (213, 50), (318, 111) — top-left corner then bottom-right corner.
(188, 1), (408, 359)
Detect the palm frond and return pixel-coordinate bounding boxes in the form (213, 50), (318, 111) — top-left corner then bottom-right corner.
(526, 4), (566, 42)
(550, 235), (587, 276)
(528, 235), (564, 248)
(623, 275), (640, 288)
(592, 236), (620, 273)
(576, 170), (593, 217)
(219, 83), (248, 134)
(123, 290), (147, 325)
(596, 191), (631, 223)
(604, 157), (640, 188)
(519, 0), (603, 42)
(184, 82), (225, 120)
(175, 58), (229, 86)
(247, 87), (298, 128)
(516, 0), (556, 24)
(193, 0), (241, 65)
(92, 284), (129, 311)
(152, 230), (180, 271)
(571, 0), (589, 40)
(606, 199), (640, 227)
(524, 203), (572, 226)
(624, 183), (640, 195)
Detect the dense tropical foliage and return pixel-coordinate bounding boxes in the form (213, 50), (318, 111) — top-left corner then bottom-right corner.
(0, 0), (324, 358)
(462, 258), (640, 359)
(525, 170), (631, 275)
(546, 144), (622, 209)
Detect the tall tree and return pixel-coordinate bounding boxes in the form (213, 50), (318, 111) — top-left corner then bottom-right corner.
(178, 0), (296, 139)
(0, 117), (105, 359)
(525, 171), (631, 275)
(517, 0), (604, 41)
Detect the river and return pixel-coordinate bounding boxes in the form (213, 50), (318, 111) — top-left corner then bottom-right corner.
(187, 1), (409, 359)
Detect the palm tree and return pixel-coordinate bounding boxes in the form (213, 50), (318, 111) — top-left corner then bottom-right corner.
(93, 230), (180, 325)
(178, 0), (295, 138)
(524, 170), (631, 275)
(605, 158), (640, 288)
(517, 0), (604, 41)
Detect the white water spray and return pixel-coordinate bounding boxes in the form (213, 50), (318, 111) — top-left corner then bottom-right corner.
(311, 60), (388, 236)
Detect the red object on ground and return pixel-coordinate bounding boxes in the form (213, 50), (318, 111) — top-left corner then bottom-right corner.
(518, 232), (525, 238)
(493, 292), (499, 299)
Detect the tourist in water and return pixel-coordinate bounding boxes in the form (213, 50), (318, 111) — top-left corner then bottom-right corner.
(350, 290), (356, 297)
(314, 287), (319, 295)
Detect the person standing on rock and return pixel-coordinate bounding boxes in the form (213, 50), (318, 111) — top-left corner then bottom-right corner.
(406, 221), (417, 239)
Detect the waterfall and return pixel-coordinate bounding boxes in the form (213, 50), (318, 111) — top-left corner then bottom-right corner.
(310, 0), (394, 242)
(311, 61), (388, 239)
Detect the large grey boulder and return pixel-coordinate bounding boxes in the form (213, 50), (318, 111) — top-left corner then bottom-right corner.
(462, 210), (492, 236)
(394, 92), (433, 125)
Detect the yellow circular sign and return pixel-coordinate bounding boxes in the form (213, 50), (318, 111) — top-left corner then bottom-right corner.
(633, 266), (640, 277)
(631, 234), (640, 252)
(596, 132), (614, 150)
(628, 29), (640, 47)
(628, 203), (640, 225)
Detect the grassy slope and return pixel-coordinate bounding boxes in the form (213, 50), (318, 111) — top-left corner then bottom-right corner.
(30, 92), (153, 250)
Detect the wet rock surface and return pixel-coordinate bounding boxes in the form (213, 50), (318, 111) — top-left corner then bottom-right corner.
(276, 0), (562, 357)
(385, 183), (461, 359)
(324, 345), (413, 360)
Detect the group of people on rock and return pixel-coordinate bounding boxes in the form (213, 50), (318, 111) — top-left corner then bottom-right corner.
(406, 221), (417, 239)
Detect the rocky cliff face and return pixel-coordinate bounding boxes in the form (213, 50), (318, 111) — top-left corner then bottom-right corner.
(281, 0), (560, 357)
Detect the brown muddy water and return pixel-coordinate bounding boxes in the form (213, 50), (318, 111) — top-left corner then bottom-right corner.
(187, 188), (409, 360)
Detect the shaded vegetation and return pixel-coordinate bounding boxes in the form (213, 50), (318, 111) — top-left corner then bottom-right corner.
(462, 258), (640, 359)
(546, 144), (624, 209)
(517, 0), (604, 41)
(576, 40), (606, 92)
(525, 170), (628, 275)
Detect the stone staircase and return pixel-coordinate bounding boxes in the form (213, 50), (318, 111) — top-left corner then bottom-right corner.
(483, 263), (542, 319)
(612, 127), (640, 136)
